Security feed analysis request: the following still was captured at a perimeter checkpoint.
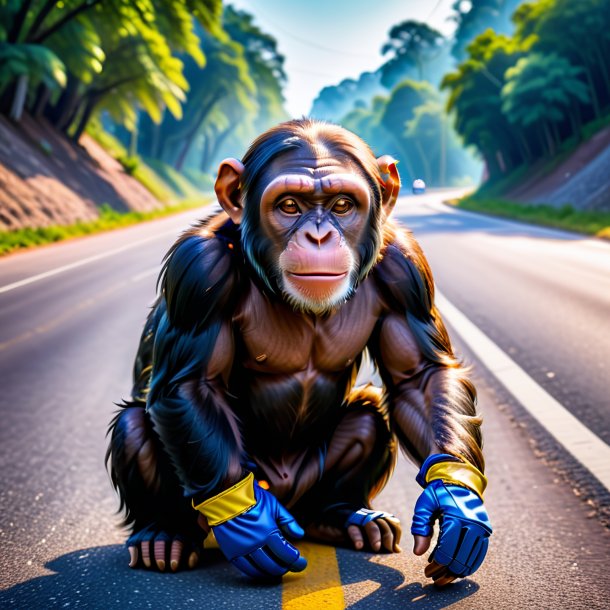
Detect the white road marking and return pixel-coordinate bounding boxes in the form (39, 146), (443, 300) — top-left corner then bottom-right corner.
(436, 290), (610, 492)
(0, 229), (179, 295)
(131, 267), (161, 283)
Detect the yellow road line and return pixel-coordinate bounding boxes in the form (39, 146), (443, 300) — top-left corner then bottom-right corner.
(282, 541), (344, 609)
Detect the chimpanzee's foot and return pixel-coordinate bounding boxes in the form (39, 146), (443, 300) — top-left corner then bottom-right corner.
(305, 508), (401, 553)
(126, 519), (208, 572)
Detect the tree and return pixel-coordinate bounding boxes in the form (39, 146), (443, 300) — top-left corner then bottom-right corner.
(450, 0), (523, 61)
(513, 0), (610, 120)
(442, 29), (525, 176)
(223, 6), (287, 135)
(310, 72), (385, 123)
(0, 40), (66, 119)
(380, 20), (445, 87)
(380, 79), (439, 182)
(0, 0), (224, 137)
(502, 53), (590, 156)
(341, 95), (394, 156)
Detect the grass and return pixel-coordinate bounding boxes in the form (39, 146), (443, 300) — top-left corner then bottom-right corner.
(448, 195), (610, 239)
(0, 199), (212, 256)
(86, 122), (177, 203)
(143, 157), (205, 200)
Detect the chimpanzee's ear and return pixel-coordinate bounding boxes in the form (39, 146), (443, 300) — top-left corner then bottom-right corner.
(377, 155), (401, 218)
(215, 158), (245, 224)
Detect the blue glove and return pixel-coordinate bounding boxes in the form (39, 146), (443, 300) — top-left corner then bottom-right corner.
(210, 480), (307, 578)
(411, 454), (492, 580)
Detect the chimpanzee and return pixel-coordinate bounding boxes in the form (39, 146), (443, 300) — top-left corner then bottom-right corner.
(107, 118), (491, 586)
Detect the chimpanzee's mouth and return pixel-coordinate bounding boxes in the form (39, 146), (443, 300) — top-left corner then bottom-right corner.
(288, 272), (348, 279)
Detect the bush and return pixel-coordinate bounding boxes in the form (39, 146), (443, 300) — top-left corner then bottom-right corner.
(117, 155), (139, 175)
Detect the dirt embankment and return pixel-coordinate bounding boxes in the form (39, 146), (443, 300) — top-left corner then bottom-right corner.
(0, 115), (164, 231)
(506, 125), (610, 211)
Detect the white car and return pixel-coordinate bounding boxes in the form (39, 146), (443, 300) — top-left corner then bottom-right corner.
(412, 179), (426, 194)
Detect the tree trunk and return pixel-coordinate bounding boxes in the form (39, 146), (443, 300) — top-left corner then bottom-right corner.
(204, 123), (238, 174)
(25, 0), (58, 41)
(173, 91), (225, 172)
(200, 130), (215, 172)
(129, 120), (138, 157)
(32, 83), (51, 118)
(71, 94), (98, 142)
(594, 46), (610, 102)
(580, 64), (601, 119)
(543, 122), (555, 157)
(151, 121), (161, 159)
(495, 149), (506, 174)
(517, 131), (533, 162)
(8, 0), (35, 43)
(414, 139), (432, 185)
(9, 74), (29, 122)
(174, 127), (200, 172)
(550, 119), (561, 148)
(567, 111), (578, 141)
(47, 73), (79, 128)
(31, 0), (103, 43)
(391, 136), (415, 184)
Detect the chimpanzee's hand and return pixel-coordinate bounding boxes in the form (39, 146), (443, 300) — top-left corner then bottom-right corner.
(411, 454), (491, 586)
(412, 480), (492, 586)
(194, 473), (307, 578)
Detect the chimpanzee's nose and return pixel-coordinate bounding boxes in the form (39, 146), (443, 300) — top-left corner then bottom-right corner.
(304, 223), (334, 247)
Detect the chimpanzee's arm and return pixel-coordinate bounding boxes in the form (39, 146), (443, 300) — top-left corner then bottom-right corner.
(146, 228), (244, 499)
(372, 234), (483, 470)
(372, 230), (491, 585)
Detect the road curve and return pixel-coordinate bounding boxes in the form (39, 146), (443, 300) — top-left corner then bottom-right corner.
(395, 193), (610, 445)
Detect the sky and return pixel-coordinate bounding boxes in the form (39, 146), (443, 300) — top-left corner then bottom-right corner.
(228, 0), (457, 117)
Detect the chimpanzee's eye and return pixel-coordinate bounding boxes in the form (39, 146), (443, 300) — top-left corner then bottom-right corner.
(278, 199), (300, 215)
(332, 198), (353, 215)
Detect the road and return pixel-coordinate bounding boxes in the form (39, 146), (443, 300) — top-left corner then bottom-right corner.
(1, 194), (609, 609)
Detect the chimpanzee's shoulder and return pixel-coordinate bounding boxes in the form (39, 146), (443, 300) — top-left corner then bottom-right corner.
(159, 211), (243, 329)
(374, 223), (427, 272)
(372, 223), (434, 310)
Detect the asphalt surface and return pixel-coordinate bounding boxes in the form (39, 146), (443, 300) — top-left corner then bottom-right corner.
(1, 194), (609, 609)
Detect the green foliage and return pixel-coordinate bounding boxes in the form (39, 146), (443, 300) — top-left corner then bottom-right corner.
(0, 199), (212, 256)
(380, 20), (446, 86)
(138, 6), (288, 175)
(446, 0), (610, 183)
(0, 0), (225, 138)
(455, 196), (610, 237)
(443, 29), (527, 174)
(144, 157), (205, 199)
(117, 154), (139, 175)
(86, 117), (127, 156)
(450, 0), (524, 60)
(224, 6), (286, 128)
(382, 79), (437, 132)
(310, 72), (384, 123)
(131, 164), (176, 203)
(503, 53), (589, 127)
(0, 41), (66, 91)
(500, 52), (590, 156)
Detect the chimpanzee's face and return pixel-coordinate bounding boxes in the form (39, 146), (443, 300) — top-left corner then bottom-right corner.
(257, 148), (374, 314)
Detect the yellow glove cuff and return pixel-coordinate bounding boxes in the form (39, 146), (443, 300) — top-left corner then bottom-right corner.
(192, 472), (256, 526)
(426, 460), (487, 499)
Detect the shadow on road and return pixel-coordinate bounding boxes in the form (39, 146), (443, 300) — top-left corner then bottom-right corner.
(0, 545), (282, 610)
(1, 544), (480, 609)
(334, 548), (480, 609)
